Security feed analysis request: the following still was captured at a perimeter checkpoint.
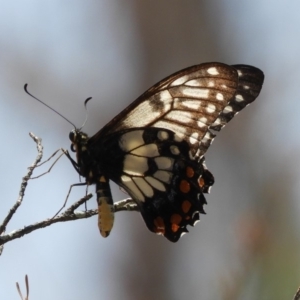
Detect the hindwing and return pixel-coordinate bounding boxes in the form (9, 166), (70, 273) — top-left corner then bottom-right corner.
(91, 127), (214, 242)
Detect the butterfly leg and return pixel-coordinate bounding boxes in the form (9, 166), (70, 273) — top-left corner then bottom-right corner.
(96, 176), (115, 237)
(30, 148), (66, 179)
(52, 182), (87, 218)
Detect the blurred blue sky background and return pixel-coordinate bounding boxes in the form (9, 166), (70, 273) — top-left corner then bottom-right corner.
(1, 1), (300, 299)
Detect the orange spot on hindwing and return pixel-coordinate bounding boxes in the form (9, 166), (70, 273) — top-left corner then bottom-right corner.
(170, 214), (182, 224)
(180, 180), (190, 193)
(198, 176), (205, 188)
(182, 200), (192, 214)
(186, 166), (195, 178)
(170, 214), (182, 232)
(154, 217), (165, 235)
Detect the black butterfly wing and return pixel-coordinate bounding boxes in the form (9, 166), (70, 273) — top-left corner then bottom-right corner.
(86, 62), (264, 241)
(92, 127), (214, 242)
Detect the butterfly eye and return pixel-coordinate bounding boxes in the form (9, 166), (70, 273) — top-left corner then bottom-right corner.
(69, 130), (76, 142)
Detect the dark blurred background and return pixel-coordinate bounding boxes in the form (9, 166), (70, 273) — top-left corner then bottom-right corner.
(1, 1), (300, 299)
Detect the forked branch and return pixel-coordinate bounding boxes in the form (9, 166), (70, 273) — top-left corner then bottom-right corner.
(16, 275), (29, 300)
(0, 133), (138, 252)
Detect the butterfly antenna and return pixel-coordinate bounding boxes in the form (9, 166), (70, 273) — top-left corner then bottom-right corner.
(79, 97), (92, 130)
(24, 84), (77, 129)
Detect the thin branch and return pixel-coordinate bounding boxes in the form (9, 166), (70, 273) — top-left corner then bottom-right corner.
(0, 133), (139, 249)
(0, 194), (93, 246)
(114, 197), (138, 212)
(0, 195), (138, 246)
(16, 275), (29, 300)
(0, 133), (43, 235)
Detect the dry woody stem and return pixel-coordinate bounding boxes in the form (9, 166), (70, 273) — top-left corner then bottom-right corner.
(0, 133), (138, 251)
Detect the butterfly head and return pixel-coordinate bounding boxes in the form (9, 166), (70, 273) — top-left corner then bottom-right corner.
(69, 129), (89, 153)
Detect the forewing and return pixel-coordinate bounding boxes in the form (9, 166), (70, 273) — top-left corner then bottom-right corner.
(91, 62), (239, 158)
(197, 64), (264, 156)
(210, 64), (264, 131)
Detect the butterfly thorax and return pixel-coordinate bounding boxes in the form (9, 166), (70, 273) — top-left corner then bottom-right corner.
(69, 129), (105, 184)
(69, 129), (115, 238)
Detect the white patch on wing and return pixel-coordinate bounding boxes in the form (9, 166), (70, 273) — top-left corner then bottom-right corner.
(197, 119), (207, 128)
(170, 145), (180, 155)
(145, 176), (166, 191)
(181, 99), (202, 110)
(154, 121), (187, 138)
(198, 117), (207, 126)
(122, 102), (162, 128)
(132, 177), (154, 198)
(174, 133), (184, 142)
(131, 144), (160, 157)
(224, 105), (233, 113)
(171, 75), (189, 86)
(166, 110), (192, 123)
(206, 104), (216, 113)
(207, 67), (219, 75)
(122, 92), (172, 128)
(123, 155), (148, 175)
(180, 87), (209, 98)
(216, 93), (224, 101)
(208, 81), (215, 87)
(235, 94), (244, 102)
(121, 175), (145, 202)
(154, 170), (172, 183)
(189, 132), (199, 144)
(158, 90), (173, 101)
(119, 130), (145, 152)
(157, 130), (169, 141)
(212, 118), (221, 126)
(185, 79), (202, 87)
(155, 157), (174, 170)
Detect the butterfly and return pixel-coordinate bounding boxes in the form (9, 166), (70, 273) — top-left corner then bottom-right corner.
(67, 62), (264, 242)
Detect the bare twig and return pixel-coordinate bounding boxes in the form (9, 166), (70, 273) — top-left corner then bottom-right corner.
(0, 133), (139, 250)
(0, 133), (43, 235)
(0, 194), (94, 246)
(16, 274), (29, 300)
(0, 194), (138, 246)
(114, 198), (138, 212)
